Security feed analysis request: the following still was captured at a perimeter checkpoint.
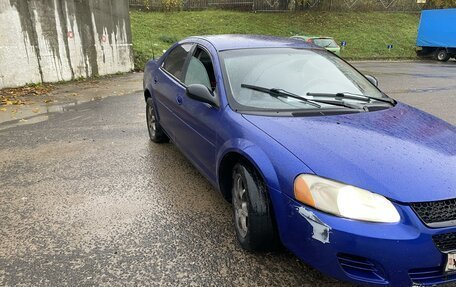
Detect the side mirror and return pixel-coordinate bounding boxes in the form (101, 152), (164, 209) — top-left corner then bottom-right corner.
(365, 74), (378, 87)
(186, 84), (219, 108)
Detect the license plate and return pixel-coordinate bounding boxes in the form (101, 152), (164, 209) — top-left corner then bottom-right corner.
(445, 253), (456, 273)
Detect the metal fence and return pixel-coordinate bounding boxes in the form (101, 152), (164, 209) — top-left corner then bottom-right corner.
(130, 0), (431, 11)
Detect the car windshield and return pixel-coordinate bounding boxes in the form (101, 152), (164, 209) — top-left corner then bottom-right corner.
(313, 38), (338, 48)
(220, 48), (389, 112)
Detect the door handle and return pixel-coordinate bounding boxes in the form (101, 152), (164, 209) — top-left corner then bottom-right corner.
(176, 95), (183, 105)
(153, 76), (158, 84)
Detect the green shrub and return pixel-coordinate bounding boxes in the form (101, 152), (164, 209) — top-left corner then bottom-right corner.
(158, 34), (178, 44)
(134, 49), (152, 70)
(428, 0), (456, 8)
(161, 0), (182, 11)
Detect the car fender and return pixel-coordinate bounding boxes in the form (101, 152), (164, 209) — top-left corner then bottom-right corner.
(216, 137), (315, 244)
(143, 59), (160, 99)
(143, 58), (157, 88)
(217, 138), (281, 192)
(144, 87), (163, 123)
(144, 60), (166, 123)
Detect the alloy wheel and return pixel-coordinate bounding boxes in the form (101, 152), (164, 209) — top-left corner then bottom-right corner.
(233, 172), (249, 238)
(147, 103), (157, 138)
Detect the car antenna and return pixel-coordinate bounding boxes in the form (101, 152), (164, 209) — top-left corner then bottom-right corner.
(152, 43), (157, 60)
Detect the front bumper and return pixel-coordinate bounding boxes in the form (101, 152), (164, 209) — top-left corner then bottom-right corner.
(272, 190), (456, 286)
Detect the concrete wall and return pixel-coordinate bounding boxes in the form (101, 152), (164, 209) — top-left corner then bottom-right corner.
(0, 0), (134, 89)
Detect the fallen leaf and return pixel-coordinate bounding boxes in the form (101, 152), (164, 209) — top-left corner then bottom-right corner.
(13, 100), (26, 105)
(19, 118), (27, 122)
(32, 108), (40, 113)
(0, 107), (6, 112)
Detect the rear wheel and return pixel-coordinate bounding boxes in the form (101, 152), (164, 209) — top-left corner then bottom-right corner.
(435, 49), (450, 62)
(231, 163), (277, 251)
(146, 98), (169, 143)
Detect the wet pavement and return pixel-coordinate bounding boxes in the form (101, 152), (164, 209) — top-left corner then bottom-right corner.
(355, 60), (456, 125)
(0, 61), (455, 286)
(0, 73), (141, 131)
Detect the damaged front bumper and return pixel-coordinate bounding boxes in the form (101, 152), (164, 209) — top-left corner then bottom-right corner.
(274, 191), (456, 287)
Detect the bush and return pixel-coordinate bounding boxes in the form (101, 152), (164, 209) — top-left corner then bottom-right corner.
(427, 0), (456, 8)
(158, 34), (178, 44)
(133, 49), (152, 71)
(141, 0), (152, 10)
(161, 0), (182, 11)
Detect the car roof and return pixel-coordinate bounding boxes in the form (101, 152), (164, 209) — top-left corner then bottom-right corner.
(292, 35), (335, 40)
(310, 36), (335, 40)
(184, 34), (321, 51)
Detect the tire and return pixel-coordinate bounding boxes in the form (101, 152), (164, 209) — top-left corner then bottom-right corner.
(435, 49), (450, 62)
(231, 163), (277, 251)
(146, 98), (169, 143)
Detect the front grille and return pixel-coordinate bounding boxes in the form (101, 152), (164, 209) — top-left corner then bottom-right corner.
(433, 232), (456, 253)
(409, 266), (456, 285)
(411, 198), (456, 227)
(337, 254), (388, 285)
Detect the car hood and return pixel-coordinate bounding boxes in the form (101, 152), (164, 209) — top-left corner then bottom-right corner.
(243, 103), (456, 203)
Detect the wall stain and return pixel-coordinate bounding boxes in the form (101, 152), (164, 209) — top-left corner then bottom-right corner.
(3, 0), (133, 87)
(9, 0), (45, 82)
(34, 0), (64, 80)
(73, 0), (99, 77)
(56, 0), (75, 79)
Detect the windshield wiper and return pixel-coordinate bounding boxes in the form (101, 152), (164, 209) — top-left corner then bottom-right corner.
(307, 92), (395, 105)
(241, 84), (364, 110)
(241, 84), (321, 108)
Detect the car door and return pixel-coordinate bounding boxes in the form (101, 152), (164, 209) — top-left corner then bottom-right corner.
(173, 45), (220, 178)
(153, 43), (193, 141)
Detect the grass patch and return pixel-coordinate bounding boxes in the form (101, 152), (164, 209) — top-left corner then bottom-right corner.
(130, 10), (420, 69)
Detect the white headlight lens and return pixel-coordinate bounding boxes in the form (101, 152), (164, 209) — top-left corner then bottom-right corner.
(294, 174), (400, 223)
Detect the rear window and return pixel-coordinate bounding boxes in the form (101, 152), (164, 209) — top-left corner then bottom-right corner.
(313, 38), (338, 48)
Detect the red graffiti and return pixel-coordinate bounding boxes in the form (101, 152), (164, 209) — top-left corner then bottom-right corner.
(67, 31), (74, 39)
(101, 35), (107, 43)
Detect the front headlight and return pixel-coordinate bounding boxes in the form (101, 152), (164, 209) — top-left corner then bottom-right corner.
(294, 174), (400, 223)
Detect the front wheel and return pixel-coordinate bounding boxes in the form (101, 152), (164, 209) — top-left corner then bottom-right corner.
(435, 49), (450, 62)
(146, 98), (169, 143)
(232, 163), (277, 251)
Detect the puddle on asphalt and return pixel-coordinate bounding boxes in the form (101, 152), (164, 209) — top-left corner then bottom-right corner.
(0, 97), (103, 131)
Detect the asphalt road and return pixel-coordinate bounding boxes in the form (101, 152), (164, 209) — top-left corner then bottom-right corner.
(356, 60), (456, 125)
(1, 61), (455, 286)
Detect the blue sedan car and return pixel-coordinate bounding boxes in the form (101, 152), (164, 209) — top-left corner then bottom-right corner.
(143, 35), (456, 286)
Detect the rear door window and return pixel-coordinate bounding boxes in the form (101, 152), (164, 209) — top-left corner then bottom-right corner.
(162, 44), (193, 81)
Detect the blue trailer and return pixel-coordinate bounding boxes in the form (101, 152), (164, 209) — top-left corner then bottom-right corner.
(416, 9), (456, 61)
